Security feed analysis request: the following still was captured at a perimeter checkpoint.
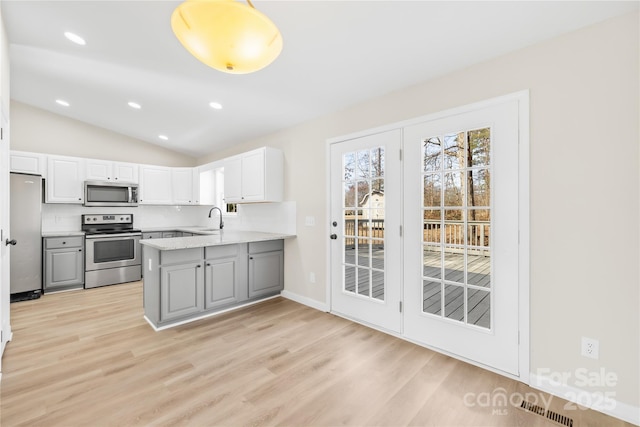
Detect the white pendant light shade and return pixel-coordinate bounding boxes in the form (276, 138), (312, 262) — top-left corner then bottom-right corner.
(171, 0), (283, 74)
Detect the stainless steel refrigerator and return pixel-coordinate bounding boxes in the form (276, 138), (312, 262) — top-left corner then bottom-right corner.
(10, 173), (42, 300)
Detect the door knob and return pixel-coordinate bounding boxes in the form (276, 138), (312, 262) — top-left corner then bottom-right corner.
(5, 239), (17, 246)
(330, 234), (337, 240)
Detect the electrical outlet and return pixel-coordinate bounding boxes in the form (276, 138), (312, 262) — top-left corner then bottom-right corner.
(581, 337), (599, 360)
(309, 272), (316, 284)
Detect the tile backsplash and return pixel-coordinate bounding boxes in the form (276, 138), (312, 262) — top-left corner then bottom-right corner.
(41, 202), (296, 235)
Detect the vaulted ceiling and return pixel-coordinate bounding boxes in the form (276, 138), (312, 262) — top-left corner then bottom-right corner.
(3, 1), (637, 157)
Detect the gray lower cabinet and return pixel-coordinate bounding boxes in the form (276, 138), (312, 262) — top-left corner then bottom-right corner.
(248, 240), (284, 298)
(160, 261), (204, 321)
(43, 236), (84, 291)
(143, 240), (283, 328)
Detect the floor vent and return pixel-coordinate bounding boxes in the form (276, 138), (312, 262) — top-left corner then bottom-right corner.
(546, 409), (574, 427)
(519, 400), (574, 427)
(519, 400), (545, 416)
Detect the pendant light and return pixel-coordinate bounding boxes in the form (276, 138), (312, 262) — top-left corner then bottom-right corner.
(171, 0), (283, 74)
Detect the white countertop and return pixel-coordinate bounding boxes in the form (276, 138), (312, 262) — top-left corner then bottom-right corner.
(141, 226), (222, 235)
(42, 231), (85, 238)
(139, 230), (295, 251)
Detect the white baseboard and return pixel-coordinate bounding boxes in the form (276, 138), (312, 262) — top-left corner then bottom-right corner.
(530, 373), (640, 426)
(280, 290), (328, 312)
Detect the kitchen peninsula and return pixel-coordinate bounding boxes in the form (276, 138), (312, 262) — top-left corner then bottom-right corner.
(141, 231), (294, 330)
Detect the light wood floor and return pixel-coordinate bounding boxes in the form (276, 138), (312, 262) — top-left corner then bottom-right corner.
(0, 281), (631, 427)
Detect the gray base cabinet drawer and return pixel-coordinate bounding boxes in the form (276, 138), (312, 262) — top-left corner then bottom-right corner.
(160, 248), (202, 265)
(45, 236), (83, 249)
(249, 240), (283, 254)
(162, 231), (183, 238)
(142, 232), (163, 239)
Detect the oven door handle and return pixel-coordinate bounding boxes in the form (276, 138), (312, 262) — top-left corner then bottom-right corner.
(85, 233), (142, 239)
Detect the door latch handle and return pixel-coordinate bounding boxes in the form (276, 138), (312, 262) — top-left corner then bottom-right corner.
(5, 239), (17, 246)
(330, 234), (337, 240)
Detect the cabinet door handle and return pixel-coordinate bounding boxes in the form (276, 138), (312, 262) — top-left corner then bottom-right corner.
(249, 256), (253, 260)
(196, 265), (201, 268)
(206, 263), (211, 266)
(78, 249), (82, 252)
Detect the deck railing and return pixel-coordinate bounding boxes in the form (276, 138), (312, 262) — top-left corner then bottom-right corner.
(344, 218), (490, 254)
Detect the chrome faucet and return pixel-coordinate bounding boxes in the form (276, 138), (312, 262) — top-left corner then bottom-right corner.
(208, 206), (224, 230)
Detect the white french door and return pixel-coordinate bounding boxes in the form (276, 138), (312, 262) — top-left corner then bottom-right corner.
(329, 96), (525, 377)
(403, 100), (520, 375)
(330, 129), (403, 333)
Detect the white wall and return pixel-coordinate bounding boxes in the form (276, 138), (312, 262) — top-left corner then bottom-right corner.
(10, 101), (196, 167)
(199, 12), (639, 415)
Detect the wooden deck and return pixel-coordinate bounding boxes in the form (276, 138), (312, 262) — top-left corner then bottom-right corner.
(343, 247), (491, 328)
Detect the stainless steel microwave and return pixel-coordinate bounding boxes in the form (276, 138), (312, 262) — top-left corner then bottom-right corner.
(84, 181), (138, 207)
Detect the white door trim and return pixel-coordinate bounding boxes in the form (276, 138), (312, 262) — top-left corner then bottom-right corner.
(325, 90), (530, 382)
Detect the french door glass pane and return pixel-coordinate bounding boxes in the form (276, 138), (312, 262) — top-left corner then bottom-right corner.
(444, 284), (464, 321)
(423, 174), (441, 207)
(357, 268), (370, 296)
(468, 128), (491, 167)
(423, 280), (441, 315)
(421, 127), (492, 329)
(443, 132), (465, 170)
(467, 288), (491, 328)
(342, 146), (386, 301)
(423, 246), (441, 279)
(423, 137), (442, 171)
(444, 172), (465, 206)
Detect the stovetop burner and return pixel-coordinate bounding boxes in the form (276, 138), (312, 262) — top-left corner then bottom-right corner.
(81, 214), (138, 235)
(84, 228), (142, 236)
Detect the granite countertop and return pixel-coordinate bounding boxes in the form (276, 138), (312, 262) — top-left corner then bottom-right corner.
(141, 226), (221, 234)
(140, 230), (295, 251)
(42, 231), (86, 238)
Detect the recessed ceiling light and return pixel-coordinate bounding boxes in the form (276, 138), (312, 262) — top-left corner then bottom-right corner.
(158, 135), (169, 141)
(55, 99), (70, 107)
(209, 102), (223, 110)
(128, 102), (142, 109)
(64, 31), (86, 46)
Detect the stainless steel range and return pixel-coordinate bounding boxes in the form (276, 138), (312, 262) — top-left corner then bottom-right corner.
(82, 214), (142, 289)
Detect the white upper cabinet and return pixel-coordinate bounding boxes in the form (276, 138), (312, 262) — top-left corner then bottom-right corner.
(46, 155), (85, 204)
(224, 147), (283, 203)
(10, 151), (46, 175)
(85, 159), (138, 183)
(139, 165), (172, 205)
(224, 155), (242, 202)
(192, 168), (200, 205)
(171, 168), (195, 205)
